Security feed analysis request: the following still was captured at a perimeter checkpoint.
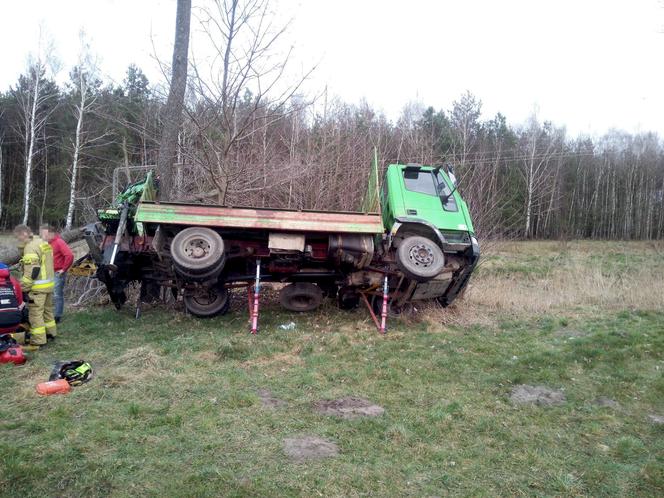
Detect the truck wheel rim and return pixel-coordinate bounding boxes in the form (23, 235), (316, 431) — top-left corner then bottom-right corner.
(409, 243), (434, 267)
(184, 237), (211, 260)
(188, 287), (227, 306)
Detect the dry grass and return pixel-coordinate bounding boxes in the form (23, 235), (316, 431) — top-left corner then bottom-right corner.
(423, 240), (664, 327)
(469, 266), (664, 312)
(242, 346), (304, 368)
(472, 240), (664, 310)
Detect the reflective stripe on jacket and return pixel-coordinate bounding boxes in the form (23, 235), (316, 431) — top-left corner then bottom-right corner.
(20, 236), (55, 293)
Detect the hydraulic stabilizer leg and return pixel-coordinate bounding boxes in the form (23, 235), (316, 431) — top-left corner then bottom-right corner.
(380, 275), (389, 334)
(108, 201), (129, 271)
(250, 258), (261, 334)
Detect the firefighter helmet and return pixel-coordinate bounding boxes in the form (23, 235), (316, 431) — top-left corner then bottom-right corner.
(49, 360), (93, 386)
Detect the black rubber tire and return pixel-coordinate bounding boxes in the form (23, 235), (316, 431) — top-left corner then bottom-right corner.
(279, 283), (323, 312)
(337, 287), (360, 310)
(183, 286), (230, 318)
(174, 257), (226, 282)
(396, 236), (445, 282)
(171, 227), (225, 274)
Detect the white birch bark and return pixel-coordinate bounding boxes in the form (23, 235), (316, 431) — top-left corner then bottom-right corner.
(22, 67), (41, 225)
(65, 84), (85, 230)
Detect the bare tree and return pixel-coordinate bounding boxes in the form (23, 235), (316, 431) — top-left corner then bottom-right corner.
(65, 32), (102, 229)
(450, 91), (481, 171)
(157, 0), (191, 200)
(518, 115), (562, 237)
(186, 0), (315, 203)
(13, 30), (58, 225)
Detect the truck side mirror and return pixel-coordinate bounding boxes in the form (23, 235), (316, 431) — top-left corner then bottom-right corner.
(447, 164), (458, 187)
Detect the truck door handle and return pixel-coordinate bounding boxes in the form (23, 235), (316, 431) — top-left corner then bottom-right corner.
(407, 209), (417, 215)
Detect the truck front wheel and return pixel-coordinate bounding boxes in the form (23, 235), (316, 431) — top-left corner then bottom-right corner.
(396, 236), (445, 282)
(183, 286), (230, 317)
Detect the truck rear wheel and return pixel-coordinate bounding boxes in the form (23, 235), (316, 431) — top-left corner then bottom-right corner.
(279, 283), (323, 312)
(396, 236), (445, 282)
(183, 286), (230, 317)
(171, 227), (226, 276)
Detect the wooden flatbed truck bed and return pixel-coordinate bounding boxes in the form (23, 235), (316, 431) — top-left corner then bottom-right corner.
(135, 201), (384, 234)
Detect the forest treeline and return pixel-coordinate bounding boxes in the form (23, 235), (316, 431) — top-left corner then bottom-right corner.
(1, 61), (663, 240)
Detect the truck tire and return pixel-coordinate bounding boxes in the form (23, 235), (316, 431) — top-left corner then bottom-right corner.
(183, 286), (230, 318)
(279, 283), (323, 312)
(396, 236), (445, 282)
(171, 227), (226, 275)
(174, 257), (226, 282)
(337, 287), (360, 310)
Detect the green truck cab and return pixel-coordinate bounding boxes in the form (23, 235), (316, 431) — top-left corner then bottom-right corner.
(375, 163), (480, 309)
(382, 164), (474, 242)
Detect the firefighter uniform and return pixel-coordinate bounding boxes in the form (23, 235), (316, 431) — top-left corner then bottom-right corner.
(19, 235), (56, 346)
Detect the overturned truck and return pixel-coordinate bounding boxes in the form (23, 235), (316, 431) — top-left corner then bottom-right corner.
(90, 156), (479, 321)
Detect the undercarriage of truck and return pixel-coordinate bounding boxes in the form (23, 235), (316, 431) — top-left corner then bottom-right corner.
(91, 216), (478, 320)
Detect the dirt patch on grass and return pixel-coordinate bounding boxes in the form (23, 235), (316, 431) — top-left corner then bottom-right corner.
(283, 436), (339, 462)
(594, 397), (619, 408)
(647, 414), (664, 424)
(510, 385), (566, 406)
(257, 389), (287, 408)
(314, 397), (385, 419)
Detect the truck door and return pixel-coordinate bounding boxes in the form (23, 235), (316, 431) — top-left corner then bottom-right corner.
(400, 169), (453, 225)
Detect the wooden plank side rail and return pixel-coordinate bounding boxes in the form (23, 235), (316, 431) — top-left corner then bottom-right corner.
(135, 201), (385, 234)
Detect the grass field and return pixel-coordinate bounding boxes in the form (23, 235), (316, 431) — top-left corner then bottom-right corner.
(1, 241), (663, 497)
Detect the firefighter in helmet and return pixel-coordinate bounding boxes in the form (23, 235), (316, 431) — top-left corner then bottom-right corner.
(13, 225), (56, 349)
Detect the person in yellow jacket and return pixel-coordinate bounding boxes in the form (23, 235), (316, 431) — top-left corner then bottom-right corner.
(13, 225), (56, 349)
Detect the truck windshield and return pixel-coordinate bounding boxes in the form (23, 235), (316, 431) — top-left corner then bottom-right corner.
(403, 170), (458, 211)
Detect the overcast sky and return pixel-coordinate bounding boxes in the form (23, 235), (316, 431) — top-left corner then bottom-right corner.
(2, 0), (663, 136)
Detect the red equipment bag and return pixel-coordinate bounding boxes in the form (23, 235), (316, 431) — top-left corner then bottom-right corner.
(0, 334), (25, 365)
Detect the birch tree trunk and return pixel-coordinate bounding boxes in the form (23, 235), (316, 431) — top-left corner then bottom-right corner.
(39, 126), (48, 225)
(22, 68), (41, 225)
(66, 88), (85, 229)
